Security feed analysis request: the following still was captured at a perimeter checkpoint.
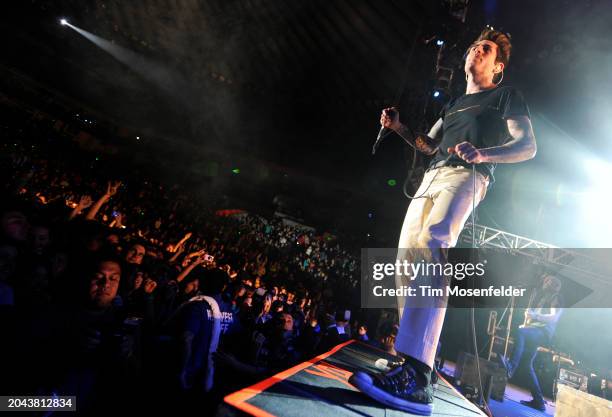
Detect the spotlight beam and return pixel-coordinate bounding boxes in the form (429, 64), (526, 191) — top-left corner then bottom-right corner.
(58, 20), (189, 99)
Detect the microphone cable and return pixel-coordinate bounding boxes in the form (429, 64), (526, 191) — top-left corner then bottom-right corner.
(469, 163), (494, 417)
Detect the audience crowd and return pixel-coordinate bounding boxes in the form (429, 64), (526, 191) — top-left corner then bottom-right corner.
(0, 108), (398, 415)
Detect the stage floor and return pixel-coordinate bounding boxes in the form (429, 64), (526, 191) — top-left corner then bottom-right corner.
(222, 340), (486, 417)
(440, 361), (555, 417)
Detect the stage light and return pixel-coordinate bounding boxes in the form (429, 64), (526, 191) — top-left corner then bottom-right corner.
(387, 179), (396, 187)
(232, 168), (240, 174)
(436, 40), (444, 46)
(60, 18), (68, 26)
(585, 158), (612, 181)
(580, 158), (612, 245)
(433, 91), (441, 98)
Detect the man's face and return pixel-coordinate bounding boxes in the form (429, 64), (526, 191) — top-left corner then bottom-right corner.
(89, 261), (121, 308)
(281, 313), (293, 331)
(125, 244), (146, 265)
(543, 275), (560, 292)
(106, 234), (120, 245)
(465, 40), (502, 79)
(32, 226), (50, 252)
(2, 211), (29, 242)
(184, 279), (199, 295)
(358, 326), (367, 336)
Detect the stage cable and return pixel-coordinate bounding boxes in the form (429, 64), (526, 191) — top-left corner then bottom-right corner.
(470, 164), (493, 417)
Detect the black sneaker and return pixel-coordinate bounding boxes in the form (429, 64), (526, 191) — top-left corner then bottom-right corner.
(349, 363), (434, 416)
(520, 399), (546, 411)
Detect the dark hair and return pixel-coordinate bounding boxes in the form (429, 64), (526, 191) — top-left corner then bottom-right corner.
(377, 320), (398, 339)
(475, 28), (512, 66)
(199, 268), (228, 296)
(90, 255), (122, 280)
(271, 300), (284, 313)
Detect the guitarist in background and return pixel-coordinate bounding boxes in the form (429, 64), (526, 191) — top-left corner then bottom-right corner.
(499, 274), (563, 411)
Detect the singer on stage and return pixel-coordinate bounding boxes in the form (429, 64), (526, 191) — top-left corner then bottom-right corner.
(350, 29), (537, 415)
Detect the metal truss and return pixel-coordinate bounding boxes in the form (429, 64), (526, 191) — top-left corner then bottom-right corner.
(460, 223), (610, 287)
(460, 222), (574, 267)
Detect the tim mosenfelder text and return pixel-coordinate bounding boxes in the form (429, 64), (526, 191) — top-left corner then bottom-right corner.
(372, 285), (526, 298)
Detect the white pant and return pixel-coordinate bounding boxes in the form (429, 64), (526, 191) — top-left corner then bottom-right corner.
(394, 166), (488, 368)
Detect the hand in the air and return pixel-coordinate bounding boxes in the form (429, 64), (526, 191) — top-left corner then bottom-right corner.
(78, 195), (93, 209)
(380, 107), (401, 131)
(105, 180), (122, 197)
(448, 141), (486, 164)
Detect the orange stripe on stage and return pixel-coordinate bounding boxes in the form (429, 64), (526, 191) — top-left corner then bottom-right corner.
(437, 373), (464, 397)
(224, 339), (356, 417)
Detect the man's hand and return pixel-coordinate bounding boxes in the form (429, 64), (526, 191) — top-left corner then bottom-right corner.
(187, 249), (206, 259)
(193, 254), (207, 265)
(78, 195), (93, 210)
(380, 107), (401, 131)
(143, 278), (157, 294)
(105, 180), (122, 197)
(448, 141), (487, 164)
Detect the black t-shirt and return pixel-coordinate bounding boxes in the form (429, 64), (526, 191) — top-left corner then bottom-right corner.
(430, 86), (531, 179)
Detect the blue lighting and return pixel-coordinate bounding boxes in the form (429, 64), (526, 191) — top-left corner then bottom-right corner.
(433, 91), (440, 98)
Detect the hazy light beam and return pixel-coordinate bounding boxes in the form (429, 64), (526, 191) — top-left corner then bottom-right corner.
(63, 21), (190, 98)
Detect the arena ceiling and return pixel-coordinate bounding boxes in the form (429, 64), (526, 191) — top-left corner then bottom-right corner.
(2, 0), (612, 242)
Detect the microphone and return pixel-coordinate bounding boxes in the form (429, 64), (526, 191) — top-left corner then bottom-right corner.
(372, 108), (399, 155)
(371, 126), (391, 155)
